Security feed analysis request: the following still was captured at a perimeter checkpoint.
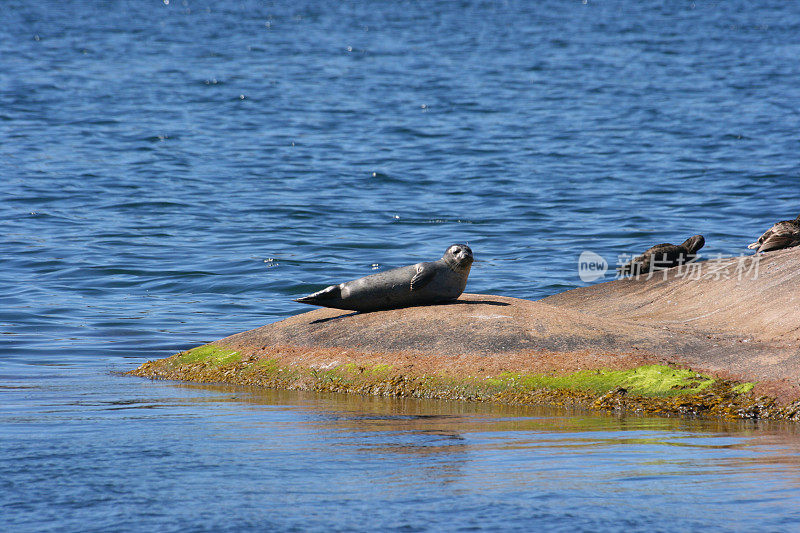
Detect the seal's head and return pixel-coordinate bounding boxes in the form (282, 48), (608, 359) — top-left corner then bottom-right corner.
(681, 234), (705, 254)
(443, 243), (474, 270)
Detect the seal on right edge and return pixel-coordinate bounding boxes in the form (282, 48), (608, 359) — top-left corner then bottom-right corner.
(748, 214), (800, 253)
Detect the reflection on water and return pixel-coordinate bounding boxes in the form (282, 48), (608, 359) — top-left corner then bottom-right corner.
(208, 383), (800, 530)
(3, 367), (800, 530)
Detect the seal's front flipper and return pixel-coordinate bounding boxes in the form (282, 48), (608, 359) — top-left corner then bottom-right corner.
(410, 263), (436, 291)
(295, 284), (342, 305)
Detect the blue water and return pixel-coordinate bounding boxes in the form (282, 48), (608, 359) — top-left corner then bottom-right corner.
(3, 0), (800, 530)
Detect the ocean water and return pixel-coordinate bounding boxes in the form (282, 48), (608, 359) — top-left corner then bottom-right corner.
(2, 0), (800, 530)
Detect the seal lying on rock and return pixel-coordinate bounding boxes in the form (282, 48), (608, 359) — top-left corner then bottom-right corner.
(747, 214), (800, 253)
(617, 235), (705, 277)
(294, 244), (474, 312)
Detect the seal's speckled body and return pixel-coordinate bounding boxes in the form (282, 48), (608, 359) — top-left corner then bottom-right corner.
(295, 244), (474, 312)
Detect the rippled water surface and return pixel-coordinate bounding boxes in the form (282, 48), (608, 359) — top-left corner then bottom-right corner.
(3, 0), (800, 530)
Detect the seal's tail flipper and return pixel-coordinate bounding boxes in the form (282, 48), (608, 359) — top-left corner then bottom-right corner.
(294, 284), (342, 306)
(747, 241), (760, 250)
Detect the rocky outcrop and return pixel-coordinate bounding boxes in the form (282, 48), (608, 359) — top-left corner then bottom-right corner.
(130, 247), (800, 418)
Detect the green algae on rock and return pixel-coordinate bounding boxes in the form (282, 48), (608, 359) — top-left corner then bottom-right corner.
(177, 344), (242, 365)
(129, 342), (790, 421)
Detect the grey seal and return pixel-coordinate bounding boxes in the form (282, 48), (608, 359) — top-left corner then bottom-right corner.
(294, 244), (474, 312)
(747, 214), (800, 253)
(617, 235), (705, 277)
